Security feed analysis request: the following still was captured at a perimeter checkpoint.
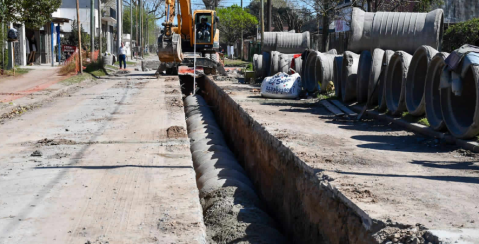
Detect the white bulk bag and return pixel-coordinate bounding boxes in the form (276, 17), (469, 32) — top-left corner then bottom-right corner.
(260, 72), (301, 99)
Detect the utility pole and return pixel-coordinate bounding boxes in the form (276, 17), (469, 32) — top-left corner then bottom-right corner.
(261, 0), (264, 47)
(76, 0), (83, 74)
(91, 0), (94, 58)
(116, 0), (121, 54)
(130, 0), (133, 59)
(136, 1), (139, 58)
(140, 0), (143, 58)
(240, 0), (243, 60)
(98, 0), (102, 58)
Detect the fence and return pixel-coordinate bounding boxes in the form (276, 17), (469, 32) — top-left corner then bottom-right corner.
(313, 31), (351, 54)
(62, 49), (100, 73)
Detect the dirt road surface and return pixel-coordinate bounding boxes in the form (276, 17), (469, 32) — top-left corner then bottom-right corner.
(0, 71), (205, 243)
(212, 79), (479, 243)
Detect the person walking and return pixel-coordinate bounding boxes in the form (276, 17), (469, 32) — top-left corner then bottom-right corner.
(118, 42), (127, 70)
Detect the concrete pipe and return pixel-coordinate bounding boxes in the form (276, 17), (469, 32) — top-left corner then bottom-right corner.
(262, 31), (310, 53)
(199, 177), (256, 198)
(385, 51), (413, 116)
(304, 51), (320, 93)
(186, 117), (219, 130)
(189, 130), (225, 142)
(201, 186), (262, 212)
(186, 108), (215, 118)
(356, 50), (373, 103)
(377, 50), (395, 112)
(317, 53), (337, 93)
(188, 124), (223, 135)
(367, 49), (385, 106)
(197, 168), (255, 190)
(333, 56), (343, 98)
(262, 51), (271, 77)
(279, 54), (294, 73)
(341, 51), (360, 102)
(405, 45), (438, 116)
(195, 160), (247, 180)
(254, 54), (263, 78)
(301, 49), (313, 79)
(293, 57), (302, 74)
(349, 7), (444, 54)
(270, 51), (280, 75)
(440, 53), (479, 139)
(190, 143), (234, 154)
(424, 52), (449, 131)
(191, 138), (229, 152)
(326, 49), (337, 55)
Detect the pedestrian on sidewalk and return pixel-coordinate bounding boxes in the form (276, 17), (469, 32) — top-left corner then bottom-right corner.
(118, 42), (127, 70)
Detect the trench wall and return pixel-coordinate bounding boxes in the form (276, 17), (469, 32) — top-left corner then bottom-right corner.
(198, 76), (383, 244)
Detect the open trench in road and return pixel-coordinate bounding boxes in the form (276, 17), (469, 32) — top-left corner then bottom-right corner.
(179, 75), (377, 244)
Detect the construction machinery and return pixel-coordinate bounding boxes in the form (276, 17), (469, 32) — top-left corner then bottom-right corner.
(156, 0), (225, 76)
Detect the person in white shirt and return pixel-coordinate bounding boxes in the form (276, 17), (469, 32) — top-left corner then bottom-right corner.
(118, 42), (127, 69)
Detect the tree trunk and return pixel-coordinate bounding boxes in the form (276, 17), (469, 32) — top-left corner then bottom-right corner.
(367, 0), (372, 12)
(321, 13), (329, 52)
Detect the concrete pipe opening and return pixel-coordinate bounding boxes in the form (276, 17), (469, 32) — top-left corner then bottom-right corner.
(367, 49), (385, 107)
(341, 51), (360, 102)
(425, 52), (449, 131)
(333, 56), (343, 98)
(405, 46), (438, 116)
(377, 50), (395, 112)
(385, 51), (412, 116)
(356, 50), (373, 103)
(348, 7), (444, 54)
(440, 64), (479, 139)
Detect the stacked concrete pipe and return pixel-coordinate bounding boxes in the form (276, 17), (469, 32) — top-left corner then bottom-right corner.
(440, 53), (479, 139)
(377, 50), (395, 112)
(356, 50), (373, 103)
(270, 51), (280, 75)
(405, 46), (439, 116)
(262, 51), (271, 77)
(184, 95), (287, 243)
(348, 7), (444, 54)
(316, 52), (338, 93)
(333, 56), (343, 98)
(341, 51), (360, 102)
(262, 31), (310, 53)
(279, 54), (295, 73)
(385, 51), (413, 116)
(293, 57), (302, 74)
(253, 54), (264, 78)
(367, 48), (385, 106)
(424, 52), (449, 131)
(304, 51), (320, 93)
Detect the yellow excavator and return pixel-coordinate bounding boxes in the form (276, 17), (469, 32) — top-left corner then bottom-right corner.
(156, 0), (225, 76)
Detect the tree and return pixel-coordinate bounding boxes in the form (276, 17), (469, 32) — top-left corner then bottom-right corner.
(273, 7), (303, 32)
(217, 5), (258, 45)
(0, 0), (61, 29)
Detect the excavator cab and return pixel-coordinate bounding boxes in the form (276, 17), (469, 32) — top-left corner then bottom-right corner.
(192, 11), (219, 50)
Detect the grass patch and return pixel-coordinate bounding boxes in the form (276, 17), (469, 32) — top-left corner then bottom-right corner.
(246, 62), (253, 71)
(2, 66), (31, 76)
(85, 60), (107, 77)
(60, 73), (94, 85)
(317, 91), (337, 100)
(401, 112), (430, 127)
(59, 61), (77, 75)
(224, 59), (249, 66)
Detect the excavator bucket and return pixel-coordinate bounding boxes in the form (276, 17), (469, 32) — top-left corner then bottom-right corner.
(157, 33), (183, 63)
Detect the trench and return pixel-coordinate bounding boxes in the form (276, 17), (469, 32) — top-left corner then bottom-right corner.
(180, 75), (381, 244)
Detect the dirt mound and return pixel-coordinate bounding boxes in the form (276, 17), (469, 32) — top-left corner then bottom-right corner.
(167, 126), (186, 138)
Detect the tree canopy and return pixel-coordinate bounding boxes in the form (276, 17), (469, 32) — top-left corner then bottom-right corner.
(217, 4), (258, 45)
(0, 0), (62, 29)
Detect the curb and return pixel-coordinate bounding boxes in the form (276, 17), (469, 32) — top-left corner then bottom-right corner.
(348, 104), (479, 153)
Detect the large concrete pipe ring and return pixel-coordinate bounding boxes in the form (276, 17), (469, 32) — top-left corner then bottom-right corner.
(317, 53), (337, 93)
(189, 131), (225, 143)
(341, 51), (360, 102)
(254, 54), (263, 78)
(188, 124), (223, 135)
(301, 49), (312, 79)
(262, 32), (310, 53)
(293, 57), (302, 74)
(405, 45), (438, 116)
(440, 54), (479, 139)
(333, 56), (343, 98)
(304, 51), (320, 93)
(385, 51), (413, 116)
(367, 48), (385, 106)
(356, 50), (373, 103)
(262, 51), (271, 77)
(192, 150), (237, 166)
(199, 177), (256, 198)
(424, 52), (449, 131)
(377, 50), (395, 112)
(195, 160), (247, 180)
(349, 7), (444, 54)
(279, 54), (294, 73)
(270, 51), (280, 75)
(197, 168), (255, 190)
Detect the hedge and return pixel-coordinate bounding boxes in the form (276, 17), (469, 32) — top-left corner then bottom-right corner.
(443, 18), (479, 52)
